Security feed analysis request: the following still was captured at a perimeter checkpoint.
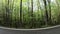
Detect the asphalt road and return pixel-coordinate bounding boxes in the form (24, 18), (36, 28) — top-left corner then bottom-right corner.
(0, 27), (60, 34)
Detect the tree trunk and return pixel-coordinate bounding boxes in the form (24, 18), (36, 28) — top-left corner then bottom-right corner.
(30, 0), (34, 28)
(43, 0), (48, 26)
(47, 0), (52, 24)
(20, 0), (22, 27)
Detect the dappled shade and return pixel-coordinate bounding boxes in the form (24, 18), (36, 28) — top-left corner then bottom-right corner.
(0, 0), (60, 29)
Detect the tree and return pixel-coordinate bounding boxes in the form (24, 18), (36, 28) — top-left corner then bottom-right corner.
(47, 0), (52, 24)
(3, 0), (10, 26)
(30, 0), (34, 28)
(56, 0), (60, 24)
(31, 0), (33, 18)
(43, 0), (48, 26)
(27, 0), (30, 23)
(20, 0), (23, 27)
(37, 0), (40, 19)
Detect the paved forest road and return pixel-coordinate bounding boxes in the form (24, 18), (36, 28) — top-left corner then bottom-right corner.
(0, 27), (60, 34)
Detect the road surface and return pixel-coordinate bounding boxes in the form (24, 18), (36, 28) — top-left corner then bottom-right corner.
(0, 27), (60, 34)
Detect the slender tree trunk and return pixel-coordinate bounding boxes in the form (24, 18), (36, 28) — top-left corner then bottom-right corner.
(28, 0), (30, 16)
(31, 0), (33, 18)
(20, 0), (22, 27)
(1, 0), (4, 25)
(4, 0), (10, 26)
(6, 0), (9, 21)
(47, 0), (52, 24)
(11, 0), (15, 27)
(43, 0), (48, 26)
(27, 0), (30, 23)
(30, 0), (33, 28)
(7, 0), (9, 21)
(37, 0), (40, 19)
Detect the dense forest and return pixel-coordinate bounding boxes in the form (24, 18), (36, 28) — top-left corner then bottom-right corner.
(0, 0), (60, 29)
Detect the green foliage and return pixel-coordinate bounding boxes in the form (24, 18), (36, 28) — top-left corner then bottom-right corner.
(0, 0), (60, 29)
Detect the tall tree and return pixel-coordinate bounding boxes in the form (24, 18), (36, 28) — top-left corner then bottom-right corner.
(56, 0), (60, 16)
(56, 0), (60, 23)
(43, 0), (48, 26)
(20, 0), (22, 27)
(27, 0), (30, 23)
(11, 0), (15, 27)
(4, 0), (10, 26)
(31, 0), (33, 18)
(47, 0), (52, 24)
(37, 0), (40, 18)
(30, 0), (33, 28)
(27, 0), (30, 16)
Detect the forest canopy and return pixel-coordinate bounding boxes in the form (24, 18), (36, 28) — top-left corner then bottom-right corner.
(0, 0), (60, 29)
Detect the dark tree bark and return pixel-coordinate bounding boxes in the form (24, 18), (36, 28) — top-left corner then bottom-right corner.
(19, 0), (22, 27)
(6, 0), (9, 21)
(47, 0), (52, 24)
(11, 0), (15, 27)
(28, 0), (30, 15)
(30, 0), (34, 28)
(4, 0), (10, 26)
(31, 0), (33, 18)
(27, 0), (30, 23)
(43, 0), (48, 26)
